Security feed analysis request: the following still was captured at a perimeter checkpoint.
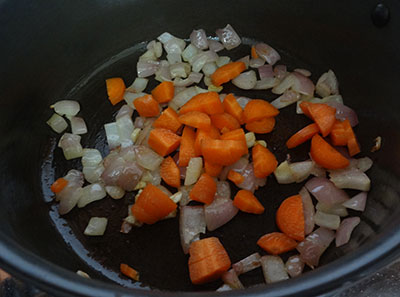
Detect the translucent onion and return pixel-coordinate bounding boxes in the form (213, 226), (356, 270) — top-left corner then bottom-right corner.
(184, 157), (203, 185)
(204, 196), (238, 231)
(253, 77), (280, 90)
(316, 69), (339, 97)
(70, 116), (87, 135)
(335, 217), (361, 247)
(179, 206), (206, 253)
(170, 62), (191, 78)
(232, 253), (261, 275)
(300, 187), (315, 235)
(179, 185), (193, 206)
(272, 73), (296, 94)
(84, 217), (108, 236)
(294, 68), (311, 77)
(232, 70), (257, 90)
(249, 57), (265, 68)
(126, 78), (148, 93)
(208, 39), (224, 52)
(216, 56), (231, 67)
(78, 183), (107, 208)
(169, 86), (199, 109)
(350, 157), (373, 172)
(342, 192), (367, 211)
(260, 256), (289, 283)
(52, 100), (80, 117)
(116, 114), (135, 148)
(116, 105), (134, 121)
(221, 269), (244, 289)
(134, 145), (163, 171)
(182, 44), (199, 62)
(285, 255), (305, 278)
(146, 40), (163, 58)
(314, 210), (341, 230)
(274, 64), (287, 79)
(254, 43), (281, 65)
(329, 167), (371, 191)
(271, 90), (301, 109)
(46, 113), (68, 133)
(105, 185), (125, 200)
(258, 64), (274, 79)
(155, 61), (172, 82)
(137, 60), (160, 78)
(104, 122), (120, 149)
(236, 55), (250, 69)
(190, 29), (209, 50)
(292, 72), (315, 96)
(83, 164), (104, 184)
(305, 177), (349, 206)
(58, 133), (83, 160)
(58, 187), (82, 215)
(216, 24), (241, 50)
(123, 91), (146, 109)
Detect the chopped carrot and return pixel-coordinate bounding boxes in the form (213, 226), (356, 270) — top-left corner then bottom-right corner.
(286, 123), (320, 149)
(194, 126), (220, 156)
(220, 128), (248, 152)
(120, 263), (140, 281)
(131, 184), (177, 224)
(257, 232), (298, 255)
(106, 77), (126, 105)
(233, 190), (265, 214)
(243, 99), (279, 123)
(211, 113), (241, 132)
(148, 128), (181, 157)
(153, 107), (182, 133)
(223, 93), (244, 124)
(179, 111), (211, 130)
(188, 237), (231, 284)
(299, 101), (313, 118)
(151, 81), (174, 103)
(310, 134), (350, 169)
(251, 45), (259, 59)
(347, 136), (360, 157)
(245, 117), (275, 134)
(330, 120), (360, 156)
(211, 61), (246, 87)
(227, 170), (244, 185)
(189, 173), (217, 205)
(276, 195), (305, 241)
(202, 138), (248, 166)
(133, 94), (160, 117)
(252, 144), (278, 178)
(160, 156), (180, 188)
(50, 178), (68, 193)
(179, 126), (197, 167)
(179, 92), (224, 115)
(204, 161), (223, 177)
(220, 127), (230, 134)
(307, 103), (336, 137)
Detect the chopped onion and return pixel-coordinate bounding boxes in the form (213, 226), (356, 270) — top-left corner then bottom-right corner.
(190, 29), (209, 50)
(134, 117), (145, 129)
(336, 217), (361, 247)
(101, 156), (143, 191)
(63, 169), (85, 186)
(158, 32), (186, 54)
(238, 163), (266, 193)
(208, 39), (224, 52)
(232, 70), (257, 90)
(219, 158), (249, 181)
(350, 157), (373, 172)
(123, 91), (146, 109)
(221, 269), (244, 289)
(272, 73), (296, 94)
(179, 185), (193, 206)
(258, 64), (274, 79)
(216, 56), (231, 67)
(342, 192), (367, 211)
(104, 122), (120, 149)
(116, 105), (134, 121)
(58, 133), (83, 160)
(116, 114), (135, 148)
(134, 145), (163, 171)
(216, 24), (241, 50)
(70, 116), (87, 135)
(179, 206), (206, 253)
(292, 72), (315, 96)
(253, 77), (279, 90)
(290, 160), (314, 183)
(182, 44), (199, 62)
(146, 40), (163, 58)
(326, 101), (359, 127)
(254, 43), (281, 65)
(297, 227), (335, 267)
(305, 177), (349, 206)
(274, 65), (287, 79)
(84, 217), (108, 236)
(169, 86), (198, 109)
(82, 149), (102, 167)
(316, 70), (339, 97)
(232, 253), (261, 275)
(83, 164), (105, 184)
(271, 89), (301, 109)
(136, 118), (155, 146)
(140, 168), (161, 186)
(58, 187), (82, 215)
(260, 255), (289, 283)
(105, 185), (125, 199)
(285, 255), (305, 278)
(316, 202), (348, 217)
(329, 167), (371, 191)
(204, 196), (238, 231)
(294, 69), (311, 77)
(202, 62), (217, 76)
(78, 183), (107, 208)
(300, 187), (315, 235)
(310, 161), (326, 177)
(217, 284), (232, 292)
(47, 113), (68, 133)
(274, 161), (296, 184)
(167, 53), (182, 65)
(52, 100), (80, 117)
(137, 60), (160, 78)
(189, 72), (203, 84)
(184, 157), (203, 185)
(314, 210), (341, 230)
(236, 97), (251, 109)
(170, 62), (191, 78)
(139, 49), (157, 62)
(216, 181), (231, 199)
(371, 136), (382, 152)
(249, 58), (265, 68)
(237, 55), (250, 69)
(155, 61), (172, 82)
(126, 78), (149, 93)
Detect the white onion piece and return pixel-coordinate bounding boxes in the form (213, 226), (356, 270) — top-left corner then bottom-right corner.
(300, 187), (315, 235)
(316, 202), (348, 217)
(119, 145), (136, 162)
(134, 117), (145, 129)
(271, 89), (301, 109)
(84, 217), (108, 236)
(208, 39), (224, 52)
(137, 60), (159, 78)
(232, 253), (261, 275)
(63, 169), (85, 186)
(116, 114), (134, 148)
(342, 192), (367, 211)
(237, 55), (250, 69)
(258, 64), (274, 79)
(260, 256), (289, 283)
(78, 183), (107, 208)
(182, 44), (199, 62)
(146, 40), (163, 58)
(216, 284), (232, 292)
(326, 101), (359, 127)
(336, 217), (361, 247)
(126, 77), (148, 94)
(116, 105), (134, 121)
(297, 227), (335, 267)
(316, 70), (339, 97)
(294, 69), (311, 77)
(157, 32), (186, 54)
(216, 24), (241, 50)
(167, 53), (182, 65)
(58, 187), (82, 215)
(184, 157), (203, 186)
(314, 210), (341, 230)
(139, 49), (157, 62)
(82, 149), (102, 167)
(305, 177), (349, 206)
(219, 157), (248, 180)
(232, 70), (257, 90)
(180, 206), (206, 253)
(140, 168), (161, 186)
(297, 95), (344, 115)
(274, 65), (287, 79)
(310, 161), (326, 177)
(236, 97), (251, 109)
(190, 29), (209, 50)
(274, 161), (296, 184)
(157, 32), (183, 45)
(253, 77), (280, 90)
(221, 270), (244, 289)
(292, 72), (315, 96)
(47, 113), (68, 133)
(83, 164), (105, 184)
(254, 43), (281, 65)
(58, 133), (83, 160)
(155, 61), (172, 82)
(204, 196), (238, 231)
(179, 185), (193, 206)
(202, 62), (217, 76)
(350, 157), (373, 172)
(272, 73), (296, 95)
(136, 118), (155, 146)
(104, 123), (120, 149)
(169, 86), (198, 109)
(134, 145), (163, 171)
(123, 91), (146, 109)
(249, 58), (265, 68)
(105, 185), (125, 200)
(70, 116), (87, 135)
(238, 163), (265, 193)
(53, 100), (80, 117)
(329, 167), (371, 191)
(174, 72), (204, 88)
(170, 62), (191, 78)
(189, 72), (203, 84)
(290, 160), (314, 182)
(216, 181), (231, 199)
(285, 255), (305, 278)
(216, 56), (231, 68)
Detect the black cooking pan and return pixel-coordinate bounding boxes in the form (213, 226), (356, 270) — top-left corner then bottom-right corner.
(1, 0), (400, 296)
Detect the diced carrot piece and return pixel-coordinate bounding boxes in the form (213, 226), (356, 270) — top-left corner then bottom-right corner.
(310, 134), (350, 169)
(160, 156), (180, 188)
(211, 113), (241, 132)
(120, 263), (140, 281)
(286, 123), (320, 149)
(245, 117), (275, 134)
(257, 232), (298, 255)
(50, 178), (68, 193)
(202, 138), (248, 166)
(299, 101), (313, 118)
(227, 170), (244, 185)
(307, 103), (336, 137)
(330, 120), (349, 146)
(133, 94), (160, 117)
(223, 93), (244, 124)
(233, 190), (265, 214)
(151, 81), (174, 103)
(194, 126), (220, 156)
(189, 173), (217, 205)
(179, 111), (211, 130)
(148, 128), (181, 156)
(188, 237), (231, 284)
(153, 107), (182, 133)
(347, 136), (361, 157)
(252, 144), (277, 178)
(251, 45), (259, 59)
(180, 92), (224, 115)
(276, 195), (305, 241)
(211, 62), (246, 87)
(243, 99), (279, 123)
(204, 161), (223, 177)
(106, 77), (126, 105)
(220, 128), (248, 152)
(179, 126), (196, 167)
